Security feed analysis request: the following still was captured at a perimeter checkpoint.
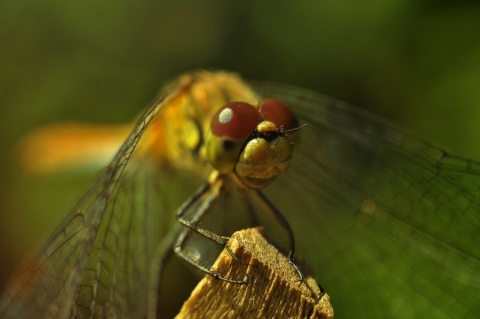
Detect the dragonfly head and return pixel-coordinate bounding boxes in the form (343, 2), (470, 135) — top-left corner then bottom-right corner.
(205, 99), (299, 189)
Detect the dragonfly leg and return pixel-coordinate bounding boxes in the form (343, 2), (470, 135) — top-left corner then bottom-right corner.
(174, 176), (248, 284)
(253, 190), (304, 282)
(174, 226), (248, 284)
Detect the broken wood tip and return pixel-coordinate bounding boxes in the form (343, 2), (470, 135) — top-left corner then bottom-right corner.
(175, 227), (334, 319)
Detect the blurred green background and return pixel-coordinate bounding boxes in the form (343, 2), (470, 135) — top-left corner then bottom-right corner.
(1, 0), (480, 316)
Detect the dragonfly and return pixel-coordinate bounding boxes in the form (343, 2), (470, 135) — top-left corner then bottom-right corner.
(0, 70), (479, 318)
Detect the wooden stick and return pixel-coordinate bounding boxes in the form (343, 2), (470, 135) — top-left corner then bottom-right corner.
(175, 227), (334, 319)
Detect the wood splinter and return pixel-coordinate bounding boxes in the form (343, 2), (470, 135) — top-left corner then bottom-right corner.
(175, 227), (334, 319)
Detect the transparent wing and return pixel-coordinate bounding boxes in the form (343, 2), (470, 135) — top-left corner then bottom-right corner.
(4, 72), (480, 319)
(0, 87), (201, 319)
(253, 82), (480, 318)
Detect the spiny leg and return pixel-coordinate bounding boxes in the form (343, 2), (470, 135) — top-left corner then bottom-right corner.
(174, 173), (248, 284)
(174, 226), (247, 284)
(252, 190), (304, 282)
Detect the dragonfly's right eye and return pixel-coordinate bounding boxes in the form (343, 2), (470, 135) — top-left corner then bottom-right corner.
(206, 102), (260, 173)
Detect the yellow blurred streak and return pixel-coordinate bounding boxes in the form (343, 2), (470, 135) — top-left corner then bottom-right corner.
(17, 123), (132, 175)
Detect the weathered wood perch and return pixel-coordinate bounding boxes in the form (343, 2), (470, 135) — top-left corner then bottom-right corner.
(175, 227), (334, 319)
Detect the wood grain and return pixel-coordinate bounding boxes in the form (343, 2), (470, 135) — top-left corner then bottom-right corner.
(175, 227), (334, 319)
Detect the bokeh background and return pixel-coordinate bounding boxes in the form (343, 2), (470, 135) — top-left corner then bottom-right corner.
(1, 0), (480, 317)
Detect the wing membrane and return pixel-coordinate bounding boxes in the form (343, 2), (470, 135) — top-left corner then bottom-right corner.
(0, 88), (183, 318)
(254, 83), (480, 318)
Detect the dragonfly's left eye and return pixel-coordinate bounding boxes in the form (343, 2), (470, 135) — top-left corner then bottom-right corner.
(206, 102), (260, 173)
(259, 98), (299, 133)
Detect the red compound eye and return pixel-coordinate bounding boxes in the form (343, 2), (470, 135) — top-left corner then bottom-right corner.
(211, 102), (261, 141)
(259, 98), (298, 131)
